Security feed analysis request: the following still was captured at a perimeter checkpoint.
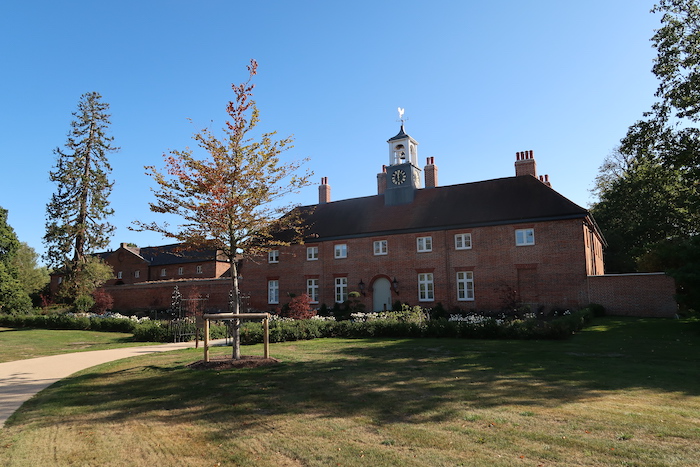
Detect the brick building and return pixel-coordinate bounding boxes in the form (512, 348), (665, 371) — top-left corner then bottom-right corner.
(49, 243), (231, 310)
(54, 123), (677, 317)
(241, 125), (606, 312)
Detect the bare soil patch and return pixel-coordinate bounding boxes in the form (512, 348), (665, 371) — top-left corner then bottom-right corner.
(187, 355), (281, 370)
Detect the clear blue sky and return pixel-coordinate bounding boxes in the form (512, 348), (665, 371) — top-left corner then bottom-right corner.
(1, 0), (660, 264)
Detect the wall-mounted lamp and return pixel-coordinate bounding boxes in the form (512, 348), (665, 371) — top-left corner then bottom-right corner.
(392, 277), (399, 294)
(358, 279), (366, 296)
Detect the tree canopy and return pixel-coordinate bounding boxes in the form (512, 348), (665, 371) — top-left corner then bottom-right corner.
(591, 0), (700, 311)
(0, 207), (32, 313)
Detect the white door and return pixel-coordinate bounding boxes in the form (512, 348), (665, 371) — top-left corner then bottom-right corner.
(372, 277), (392, 312)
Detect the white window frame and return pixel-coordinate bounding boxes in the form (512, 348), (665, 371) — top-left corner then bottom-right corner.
(515, 228), (535, 246)
(417, 236), (433, 252)
(268, 280), (279, 304)
(418, 273), (434, 301)
(196, 265), (202, 274)
(160, 268), (167, 277)
(334, 244), (347, 259)
(455, 233), (472, 250)
(307, 278), (319, 303)
(335, 277), (348, 303)
(134, 270), (140, 279)
(307, 246), (319, 261)
(268, 250), (280, 263)
(457, 271), (475, 301)
(373, 240), (388, 255)
(178, 266), (184, 275)
(117, 271), (123, 279)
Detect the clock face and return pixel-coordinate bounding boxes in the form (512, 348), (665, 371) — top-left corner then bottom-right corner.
(391, 169), (407, 185)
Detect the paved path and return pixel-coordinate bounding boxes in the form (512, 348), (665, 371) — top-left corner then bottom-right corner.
(0, 340), (227, 427)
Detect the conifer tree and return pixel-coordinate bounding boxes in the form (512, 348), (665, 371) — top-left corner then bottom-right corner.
(44, 92), (118, 299)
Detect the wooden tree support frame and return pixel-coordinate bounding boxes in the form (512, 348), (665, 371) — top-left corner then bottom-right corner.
(201, 313), (271, 362)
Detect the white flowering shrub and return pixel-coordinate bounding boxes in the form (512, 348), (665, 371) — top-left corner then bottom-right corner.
(66, 311), (151, 323)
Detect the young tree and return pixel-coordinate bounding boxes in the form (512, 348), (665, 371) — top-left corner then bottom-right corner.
(133, 60), (313, 359)
(44, 92), (118, 300)
(0, 207), (32, 313)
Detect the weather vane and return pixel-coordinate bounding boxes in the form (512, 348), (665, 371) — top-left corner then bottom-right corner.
(397, 107), (407, 125)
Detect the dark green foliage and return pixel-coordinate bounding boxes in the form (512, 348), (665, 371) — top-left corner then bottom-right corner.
(237, 309), (595, 345)
(587, 303), (607, 317)
(0, 313), (133, 332)
(0, 207), (32, 313)
(591, 1), (700, 275)
(0, 308), (596, 343)
(73, 294), (95, 313)
(12, 242), (49, 306)
(639, 236), (700, 312)
(44, 92), (118, 270)
(428, 302), (449, 320)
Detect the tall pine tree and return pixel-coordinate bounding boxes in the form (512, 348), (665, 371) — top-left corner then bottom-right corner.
(44, 92), (118, 300)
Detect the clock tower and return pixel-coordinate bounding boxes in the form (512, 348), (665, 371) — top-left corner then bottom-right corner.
(385, 122), (421, 206)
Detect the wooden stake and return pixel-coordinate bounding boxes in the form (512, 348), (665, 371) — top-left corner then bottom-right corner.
(204, 318), (210, 363)
(263, 317), (269, 359)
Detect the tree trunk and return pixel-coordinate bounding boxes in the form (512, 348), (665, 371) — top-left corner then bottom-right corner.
(230, 256), (241, 360)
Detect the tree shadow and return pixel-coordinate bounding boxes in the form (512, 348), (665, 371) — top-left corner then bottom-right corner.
(8, 318), (699, 432)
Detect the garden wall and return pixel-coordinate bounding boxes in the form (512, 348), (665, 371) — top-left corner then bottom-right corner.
(586, 273), (677, 318)
(105, 278), (233, 312)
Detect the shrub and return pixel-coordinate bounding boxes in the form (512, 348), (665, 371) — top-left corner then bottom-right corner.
(587, 303), (606, 317)
(91, 289), (114, 314)
(281, 294), (317, 320)
(132, 321), (169, 342)
(73, 294), (95, 313)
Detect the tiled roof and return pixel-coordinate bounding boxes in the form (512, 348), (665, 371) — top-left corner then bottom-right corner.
(134, 244), (223, 266)
(300, 175), (591, 241)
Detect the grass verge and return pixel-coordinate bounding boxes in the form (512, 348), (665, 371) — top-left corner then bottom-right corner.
(1, 317), (698, 466)
(0, 328), (155, 363)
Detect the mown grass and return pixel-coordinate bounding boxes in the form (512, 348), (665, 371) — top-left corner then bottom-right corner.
(1, 317), (698, 466)
(0, 327), (155, 363)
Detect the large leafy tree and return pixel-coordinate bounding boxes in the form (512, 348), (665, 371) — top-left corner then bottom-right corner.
(12, 242), (50, 305)
(134, 60), (313, 358)
(44, 92), (118, 301)
(591, 0), (700, 310)
(0, 207), (32, 313)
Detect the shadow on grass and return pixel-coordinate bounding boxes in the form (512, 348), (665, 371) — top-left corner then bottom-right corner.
(9, 317), (699, 431)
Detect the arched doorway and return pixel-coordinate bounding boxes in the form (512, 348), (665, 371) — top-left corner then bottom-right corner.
(372, 277), (392, 312)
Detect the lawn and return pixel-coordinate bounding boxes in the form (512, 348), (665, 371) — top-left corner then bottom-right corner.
(1, 317), (698, 466)
(0, 327), (155, 363)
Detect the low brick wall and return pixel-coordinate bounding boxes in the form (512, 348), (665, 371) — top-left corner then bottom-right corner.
(104, 278), (233, 312)
(587, 273), (677, 318)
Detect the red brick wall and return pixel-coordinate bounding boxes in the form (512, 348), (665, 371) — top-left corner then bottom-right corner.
(587, 273), (677, 317)
(241, 218), (596, 313)
(105, 278), (233, 312)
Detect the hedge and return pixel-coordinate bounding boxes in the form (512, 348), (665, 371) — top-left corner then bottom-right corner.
(0, 308), (596, 343)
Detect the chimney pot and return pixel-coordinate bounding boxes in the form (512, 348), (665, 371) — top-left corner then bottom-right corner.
(319, 177), (331, 203)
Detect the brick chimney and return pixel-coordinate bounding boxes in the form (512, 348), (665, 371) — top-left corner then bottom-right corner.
(515, 150), (537, 178)
(539, 174), (552, 188)
(377, 165), (387, 195)
(319, 177), (331, 204)
(424, 157), (438, 188)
